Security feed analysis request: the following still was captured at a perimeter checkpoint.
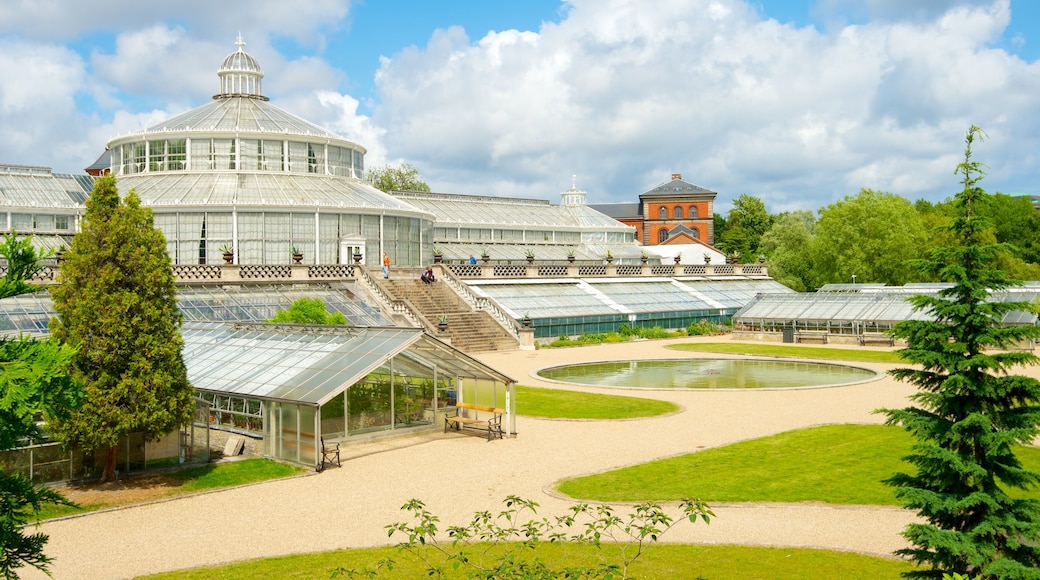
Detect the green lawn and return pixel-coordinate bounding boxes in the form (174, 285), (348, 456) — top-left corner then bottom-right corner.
(137, 542), (918, 579)
(516, 385), (678, 419)
(38, 459), (303, 520)
(556, 424), (1040, 505)
(668, 341), (905, 364)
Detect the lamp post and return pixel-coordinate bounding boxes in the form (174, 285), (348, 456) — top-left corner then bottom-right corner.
(852, 274), (857, 287)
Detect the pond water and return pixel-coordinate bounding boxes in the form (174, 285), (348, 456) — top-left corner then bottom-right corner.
(536, 359), (878, 390)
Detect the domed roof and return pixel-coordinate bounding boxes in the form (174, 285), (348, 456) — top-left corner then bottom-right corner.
(220, 36), (262, 74)
(214, 34), (267, 101)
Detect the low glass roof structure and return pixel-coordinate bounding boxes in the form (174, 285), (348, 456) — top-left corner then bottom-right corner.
(184, 321), (515, 469)
(182, 322), (512, 407)
(469, 278), (792, 319)
(0, 285), (391, 337)
(734, 284), (1040, 330)
(176, 285), (390, 326)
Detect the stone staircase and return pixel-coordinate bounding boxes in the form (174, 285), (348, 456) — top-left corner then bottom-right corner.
(379, 269), (519, 352)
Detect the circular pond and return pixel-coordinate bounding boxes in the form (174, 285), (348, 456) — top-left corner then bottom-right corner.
(536, 359), (878, 390)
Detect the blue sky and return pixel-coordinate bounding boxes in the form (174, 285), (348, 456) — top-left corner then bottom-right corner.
(0, 0), (1037, 213)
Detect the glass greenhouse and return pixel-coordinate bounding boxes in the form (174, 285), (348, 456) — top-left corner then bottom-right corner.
(183, 323), (514, 469)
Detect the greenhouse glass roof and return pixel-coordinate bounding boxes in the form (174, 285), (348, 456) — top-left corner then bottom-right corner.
(132, 92), (346, 141)
(468, 278), (791, 319)
(0, 285), (391, 337)
(0, 165), (91, 209)
(183, 322), (512, 406)
(176, 285), (390, 326)
(118, 172), (428, 213)
(394, 191), (630, 231)
(734, 287), (1040, 325)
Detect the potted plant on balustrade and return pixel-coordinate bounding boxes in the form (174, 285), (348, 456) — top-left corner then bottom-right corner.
(433, 246), (443, 263)
(219, 243), (234, 265)
(525, 248), (535, 264)
(437, 314), (449, 332)
(54, 244), (68, 265)
(605, 249), (614, 264)
(291, 245), (303, 264)
(567, 249), (575, 264)
(353, 248), (363, 264)
(521, 312), (532, 327)
(480, 247), (490, 263)
(640, 250), (648, 264)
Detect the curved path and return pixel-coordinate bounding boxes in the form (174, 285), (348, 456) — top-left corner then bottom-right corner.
(30, 337), (933, 579)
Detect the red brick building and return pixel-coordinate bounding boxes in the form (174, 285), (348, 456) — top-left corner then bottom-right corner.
(591, 173), (717, 247)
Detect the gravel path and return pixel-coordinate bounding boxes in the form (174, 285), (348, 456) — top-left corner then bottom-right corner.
(28, 337), (946, 579)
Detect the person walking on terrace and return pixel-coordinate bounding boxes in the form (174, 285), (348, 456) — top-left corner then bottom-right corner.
(382, 253), (391, 279)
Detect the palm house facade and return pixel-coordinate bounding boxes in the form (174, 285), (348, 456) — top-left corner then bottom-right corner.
(105, 37), (434, 268)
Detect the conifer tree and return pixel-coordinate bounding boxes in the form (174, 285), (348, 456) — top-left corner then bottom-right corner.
(881, 127), (1040, 579)
(48, 174), (194, 483)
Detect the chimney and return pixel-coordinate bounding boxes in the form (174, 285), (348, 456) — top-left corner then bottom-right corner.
(671, 173), (682, 181)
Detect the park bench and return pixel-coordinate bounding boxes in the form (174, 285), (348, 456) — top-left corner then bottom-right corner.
(794, 331), (829, 344)
(318, 437), (340, 472)
(445, 402), (504, 441)
(859, 332), (894, 346)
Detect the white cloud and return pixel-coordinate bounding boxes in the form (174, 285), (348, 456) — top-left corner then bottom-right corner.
(368, 0), (1040, 212)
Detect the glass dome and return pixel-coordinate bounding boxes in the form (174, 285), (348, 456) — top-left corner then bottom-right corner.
(216, 34), (266, 100)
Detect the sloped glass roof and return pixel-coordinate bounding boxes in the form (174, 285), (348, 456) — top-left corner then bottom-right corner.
(0, 165), (91, 209)
(135, 98), (343, 140)
(182, 322), (512, 406)
(394, 191), (630, 231)
(117, 172), (429, 213)
(468, 278), (791, 319)
(176, 285), (390, 326)
(0, 285), (392, 337)
(734, 288), (1040, 326)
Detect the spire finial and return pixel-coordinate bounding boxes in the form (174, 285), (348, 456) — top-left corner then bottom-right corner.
(571, 174), (576, 189)
(236, 33), (246, 51)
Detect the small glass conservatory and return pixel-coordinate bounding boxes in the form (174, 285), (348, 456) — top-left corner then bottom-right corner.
(182, 322), (515, 469)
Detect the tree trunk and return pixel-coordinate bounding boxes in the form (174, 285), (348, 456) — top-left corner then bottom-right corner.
(101, 445), (118, 483)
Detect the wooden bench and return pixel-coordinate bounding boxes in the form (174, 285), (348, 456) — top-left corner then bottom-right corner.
(445, 402), (504, 441)
(860, 332), (894, 346)
(318, 437), (340, 472)
(795, 331), (829, 344)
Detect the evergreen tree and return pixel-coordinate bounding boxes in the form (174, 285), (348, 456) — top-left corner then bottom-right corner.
(0, 233), (80, 578)
(48, 174), (195, 483)
(880, 127), (1040, 579)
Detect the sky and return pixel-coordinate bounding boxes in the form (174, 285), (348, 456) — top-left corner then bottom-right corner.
(0, 0), (1038, 214)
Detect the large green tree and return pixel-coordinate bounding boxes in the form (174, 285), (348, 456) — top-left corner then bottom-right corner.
(48, 174), (195, 483)
(880, 127), (1040, 579)
(0, 233), (80, 578)
(810, 188), (927, 286)
(715, 194), (773, 261)
(367, 162), (431, 193)
(758, 210), (816, 291)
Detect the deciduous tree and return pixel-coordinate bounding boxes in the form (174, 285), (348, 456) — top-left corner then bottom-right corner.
(880, 127), (1040, 579)
(810, 188), (926, 286)
(48, 174), (195, 483)
(367, 163), (431, 193)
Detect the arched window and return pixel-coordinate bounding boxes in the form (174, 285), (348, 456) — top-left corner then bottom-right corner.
(691, 228), (700, 239)
(658, 228), (669, 243)
(673, 206), (683, 219)
(658, 206), (668, 219)
(690, 206), (698, 218)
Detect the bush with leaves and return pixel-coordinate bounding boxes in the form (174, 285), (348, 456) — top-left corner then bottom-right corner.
(267, 297), (348, 325)
(0, 234), (80, 578)
(333, 495), (713, 579)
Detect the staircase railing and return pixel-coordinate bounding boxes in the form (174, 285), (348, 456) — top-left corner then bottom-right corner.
(440, 267), (521, 339)
(356, 267), (423, 328)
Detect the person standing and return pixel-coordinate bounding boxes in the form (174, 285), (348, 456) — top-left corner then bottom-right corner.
(382, 252), (391, 279)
